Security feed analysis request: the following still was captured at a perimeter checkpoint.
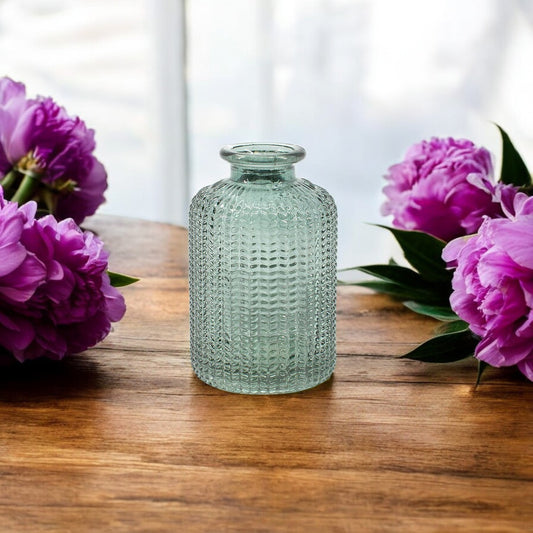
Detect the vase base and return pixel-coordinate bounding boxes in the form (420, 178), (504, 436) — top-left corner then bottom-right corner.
(192, 368), (335, 395)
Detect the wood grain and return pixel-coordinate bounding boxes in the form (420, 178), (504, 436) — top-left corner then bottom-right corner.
(0, 215), (531, 532)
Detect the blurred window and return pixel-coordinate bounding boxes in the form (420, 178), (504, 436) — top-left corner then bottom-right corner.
(1, 0), (532, 267)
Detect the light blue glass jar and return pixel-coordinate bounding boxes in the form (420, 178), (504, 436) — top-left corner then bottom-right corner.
(188, 143), (337, 394)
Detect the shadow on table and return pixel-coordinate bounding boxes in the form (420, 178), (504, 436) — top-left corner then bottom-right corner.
(0, 356), (105, 402)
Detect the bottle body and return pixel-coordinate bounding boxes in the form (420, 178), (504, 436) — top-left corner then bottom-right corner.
(188, 144), (337, 394)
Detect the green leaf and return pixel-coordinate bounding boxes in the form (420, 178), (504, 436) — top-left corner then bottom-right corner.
(337, 266), (363, 273)
(108, 271), (140, 287)
(355, 264), (432, 290)
(475, 360), (489, 387)
(401, 328), (479, 363)
(495, 123), (531, 186)
(435, 319), (470, 334)
(353, 280), (447, 305)
(354, 264), (452, 305)
(403, 301), (458, 321)
(338, 263), (433, 296)
(374, 225), (452, 284)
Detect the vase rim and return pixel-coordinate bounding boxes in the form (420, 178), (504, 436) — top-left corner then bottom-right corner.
(220, 142), (306, 167)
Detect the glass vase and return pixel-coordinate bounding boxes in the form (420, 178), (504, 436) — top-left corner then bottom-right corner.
(188, 143), (337, 394)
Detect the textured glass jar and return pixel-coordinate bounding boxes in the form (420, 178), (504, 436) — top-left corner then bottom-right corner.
(188, 143), (337, 394)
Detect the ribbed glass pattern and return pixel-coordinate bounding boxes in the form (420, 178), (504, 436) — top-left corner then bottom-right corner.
(188, 144), (337, 394)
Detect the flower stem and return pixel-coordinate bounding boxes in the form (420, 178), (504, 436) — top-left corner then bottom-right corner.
(0, 169), (20, 195)
(11, 173), (40, 205)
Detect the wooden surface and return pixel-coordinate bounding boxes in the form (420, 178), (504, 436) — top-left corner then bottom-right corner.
(0, 216), (531, 532)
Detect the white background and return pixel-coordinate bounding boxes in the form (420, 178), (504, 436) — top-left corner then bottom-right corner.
(1, 0), (532, 270)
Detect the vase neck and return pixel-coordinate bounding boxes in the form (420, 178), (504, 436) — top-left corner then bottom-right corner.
(229, 165), (296, 183)
(220, 142), (305, 184)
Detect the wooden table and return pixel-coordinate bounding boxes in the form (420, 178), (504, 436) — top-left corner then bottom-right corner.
(0, 216), (531, 532)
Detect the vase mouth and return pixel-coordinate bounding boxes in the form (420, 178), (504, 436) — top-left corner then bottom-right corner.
(220, 142), (306, 167)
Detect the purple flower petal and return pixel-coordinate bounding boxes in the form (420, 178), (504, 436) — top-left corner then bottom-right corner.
(0, 189), (126, 363)
(0, 77), (107, 224)
(491, 220), (533, 270)
(517, 358), (533, 381)
(382, 137), (519, 241)
(446, 199), (533, 381)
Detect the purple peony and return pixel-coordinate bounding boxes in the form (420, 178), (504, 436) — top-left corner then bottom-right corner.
(0, 202), (43, 304)
(0, 77), (107, 224)
(382, 137), (518, 241)
(443, 193), (533, 381)
(0, 186), (125, 363)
